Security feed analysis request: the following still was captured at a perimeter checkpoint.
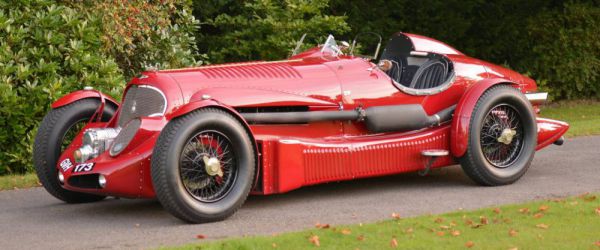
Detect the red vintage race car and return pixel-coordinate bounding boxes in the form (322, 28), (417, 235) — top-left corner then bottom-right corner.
(34, 32), (568, 223)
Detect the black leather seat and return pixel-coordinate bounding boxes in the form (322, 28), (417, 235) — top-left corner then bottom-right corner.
(409, 60), (447, 89)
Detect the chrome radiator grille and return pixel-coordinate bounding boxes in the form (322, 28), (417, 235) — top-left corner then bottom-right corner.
(117, 85), (166, 127)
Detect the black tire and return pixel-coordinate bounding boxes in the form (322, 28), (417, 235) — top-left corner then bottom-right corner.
(151, 108), (255, 223)
(33, 98), (116, 203)
(459, 85), (537, 186)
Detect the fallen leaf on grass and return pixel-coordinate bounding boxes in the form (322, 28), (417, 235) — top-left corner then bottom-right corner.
(439, 225), (450, 230)
(508, 229), (518, 237)
(436, 231), (445, 236)
(518, 208), (530, 214)
(480, 216), (489, 225)
(434, 217), (444, 223)
(196, 234), (206, 239)
(309, 235), (320, 247)
(450, 221), (457, 226)
(465, 241), (475, 248)
(341, 229), (352, 235)
(451, 230), (461, 237)
(390, 237), (398, 248)
(464, 219), (474, 226)
(583, 195), (597, 202)
(536, 224), (549, 229)
(405, 228), (414, 234)
(357, 235), (365, 241)
(533, 213), (544, 219)
(493, 207), (502, 214)
(391, 212), (401, 220)
(272, 243), (277, 248)
(538, 205), (549, 212)
(594, 241), (600, 247)
(595, 207), (600, 216)
(508, 247), (518, 250)
(315, 223), (330, 229)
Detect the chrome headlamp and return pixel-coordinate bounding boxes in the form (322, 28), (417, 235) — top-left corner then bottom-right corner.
(74, 128), (120, 163)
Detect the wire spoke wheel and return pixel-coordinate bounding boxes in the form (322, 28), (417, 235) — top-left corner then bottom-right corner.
(179, 130), (237, 202)
(480, 104), (524, 168)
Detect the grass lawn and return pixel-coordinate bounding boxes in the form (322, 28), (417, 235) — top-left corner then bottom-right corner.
(542, 100), (600, 137)
(0, 173), (40, 191)
(171, 194), (600, 250)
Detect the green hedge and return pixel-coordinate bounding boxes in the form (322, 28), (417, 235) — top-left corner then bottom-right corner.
(0, 0), (198, 174)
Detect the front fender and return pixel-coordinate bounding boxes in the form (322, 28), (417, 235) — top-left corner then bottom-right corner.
(166, 99), (261, 189)
(51, 90), (119, 109)
(450, 79), (519, 157)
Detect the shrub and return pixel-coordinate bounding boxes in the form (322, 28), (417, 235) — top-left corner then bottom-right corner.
(0, 1), (123, 174)
(66, 0), (200, 80)
(194, 0), (350, 63)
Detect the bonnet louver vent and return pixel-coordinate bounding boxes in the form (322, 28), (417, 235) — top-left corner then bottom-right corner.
(197, 63), (302, 79)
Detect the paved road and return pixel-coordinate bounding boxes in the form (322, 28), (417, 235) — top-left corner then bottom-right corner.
(1, 136), (599, 249)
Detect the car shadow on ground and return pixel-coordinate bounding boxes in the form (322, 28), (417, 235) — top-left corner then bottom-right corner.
(244, 165), (474, 207)
(55, 165), (472, 225)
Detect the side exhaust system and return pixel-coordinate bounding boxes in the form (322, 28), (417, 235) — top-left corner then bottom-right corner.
(241, 104), (456, 133)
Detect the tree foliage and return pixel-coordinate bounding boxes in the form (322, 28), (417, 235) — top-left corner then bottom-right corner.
(528, 1), (600, 99)
(194, 0), (349, 63)
(65, 0), (200, 80)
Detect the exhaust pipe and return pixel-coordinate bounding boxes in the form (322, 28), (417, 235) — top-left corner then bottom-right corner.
(553, 136), (565, 146)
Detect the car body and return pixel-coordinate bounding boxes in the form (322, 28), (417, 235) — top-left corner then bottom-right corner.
(39, 32), (569, 222)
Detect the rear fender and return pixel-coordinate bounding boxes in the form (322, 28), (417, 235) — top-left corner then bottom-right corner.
(451, 79), (519, 157)
(167, 99), (261, 189)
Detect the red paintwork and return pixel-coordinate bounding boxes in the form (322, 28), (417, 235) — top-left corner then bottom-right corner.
(403, 33), (464, 55)
(54, 32), (569, 198)
(51, 90), (119, 109)
(536, 118), (570, 150)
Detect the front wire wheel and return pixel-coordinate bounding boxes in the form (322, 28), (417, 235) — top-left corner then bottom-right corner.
(180, 130), (237, 202)
(151, 108), (255, 223)
(33, 99), (116, 203)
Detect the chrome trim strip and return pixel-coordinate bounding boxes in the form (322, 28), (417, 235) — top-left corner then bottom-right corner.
(410, 51), (429, 57)
(138, 85), (168, 116)
(525, 92), (548, 105)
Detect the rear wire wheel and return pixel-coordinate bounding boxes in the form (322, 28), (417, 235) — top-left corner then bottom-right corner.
(460, 85), (537, 186)
(151, 108), (255, 223)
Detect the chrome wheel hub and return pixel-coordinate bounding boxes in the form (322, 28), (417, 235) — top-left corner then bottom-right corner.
(497, 128), (517, 145)
(203, 155), (223, 177)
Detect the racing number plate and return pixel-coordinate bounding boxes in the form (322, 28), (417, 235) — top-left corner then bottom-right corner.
(72, 163), (95, 173)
